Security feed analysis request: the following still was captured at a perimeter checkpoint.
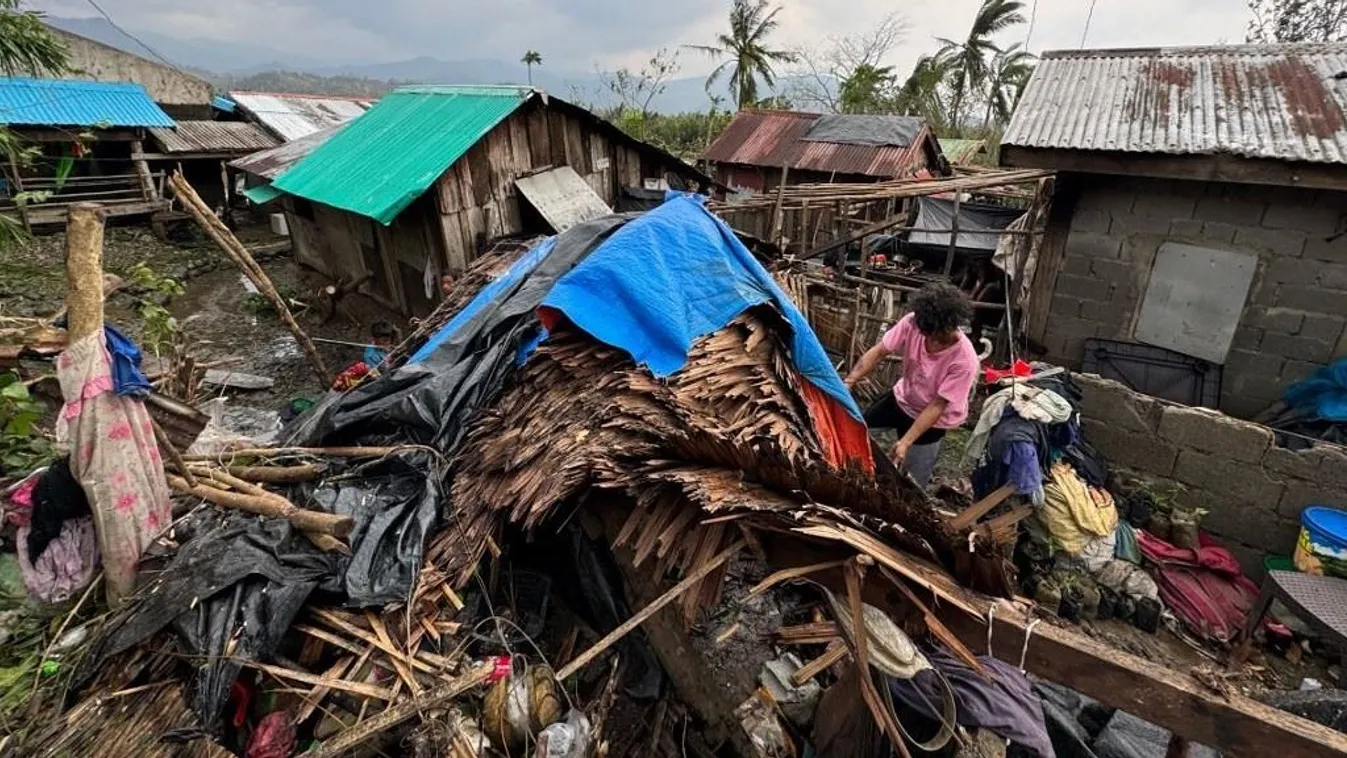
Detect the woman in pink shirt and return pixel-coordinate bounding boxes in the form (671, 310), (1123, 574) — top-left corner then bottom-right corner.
(843, 283), (979, 488)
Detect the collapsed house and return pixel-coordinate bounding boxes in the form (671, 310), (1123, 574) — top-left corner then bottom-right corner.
(701, 111), (948, 193)
(1000, 43), (1347, 419)
(233, 85), (715, 317)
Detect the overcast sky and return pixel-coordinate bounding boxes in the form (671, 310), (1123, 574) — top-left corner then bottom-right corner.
(34, 0), (1253, 76)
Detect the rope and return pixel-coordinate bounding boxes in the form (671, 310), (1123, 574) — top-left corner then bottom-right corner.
(986, 603), (996, 657)
(1019, 617), (1041, 673)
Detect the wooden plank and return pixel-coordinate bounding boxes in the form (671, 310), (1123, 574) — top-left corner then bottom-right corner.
(440, 211), (468, 272)
(526, 106), (551, 167)
(948, 483), (1016, 531)
(465, 141), (493, 207)
(760, 533), (1347, 758)
(563, 117), (588, 175)
(436, 166), (463, 213)
(508, 113), (532, 173)
(547, 106), (568, 168)
(941, 602), (1347, 758)
(484, 127), (515, 204)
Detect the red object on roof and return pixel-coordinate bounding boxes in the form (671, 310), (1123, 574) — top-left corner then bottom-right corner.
(702, 110), (936, 179)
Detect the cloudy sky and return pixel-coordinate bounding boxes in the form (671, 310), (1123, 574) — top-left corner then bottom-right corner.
(34, 0), (1253, 75)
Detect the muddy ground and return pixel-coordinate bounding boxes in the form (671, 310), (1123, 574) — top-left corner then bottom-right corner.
(2, 219), (405, 433)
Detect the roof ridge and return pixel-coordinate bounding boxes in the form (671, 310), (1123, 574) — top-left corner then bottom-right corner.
(1042, 42), (1347, 59)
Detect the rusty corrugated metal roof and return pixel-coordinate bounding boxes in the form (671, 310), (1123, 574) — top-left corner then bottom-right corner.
(148, 120), (279, 154)
(702, 110), (932, 178)
(229, 124), (341, 180)
(1003, 43), (1347, 164)
(229, 91), (376, 142)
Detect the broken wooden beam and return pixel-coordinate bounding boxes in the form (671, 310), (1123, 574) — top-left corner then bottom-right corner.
(761, 532), (1347, 758)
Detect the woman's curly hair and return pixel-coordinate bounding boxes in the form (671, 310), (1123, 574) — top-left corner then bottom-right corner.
(910, 282), (972, 335)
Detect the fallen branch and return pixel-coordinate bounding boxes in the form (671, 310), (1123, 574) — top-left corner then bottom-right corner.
(556, 540), (745, 681)
(223, 463), (328, 483)
(151, 417), (196, 489)
(166, 474), (353, 537)
(181, 446), (406, 462)
(306, 663), (493, 758)
(168, 172), (329, 383)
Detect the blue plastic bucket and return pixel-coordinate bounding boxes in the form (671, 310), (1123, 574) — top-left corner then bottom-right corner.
(1294, 506), (1347, 578)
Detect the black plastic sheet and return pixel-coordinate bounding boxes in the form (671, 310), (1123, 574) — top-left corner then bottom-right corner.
(78, 451), (444, 731)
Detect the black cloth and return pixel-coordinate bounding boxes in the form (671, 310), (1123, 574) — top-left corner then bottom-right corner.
(27, 457), (90, 562)
(863, 392), (946, 445)
(887, 646), (1056, 758)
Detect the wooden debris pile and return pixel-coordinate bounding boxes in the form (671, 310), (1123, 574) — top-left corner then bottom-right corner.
(441, 303), (1011, 616)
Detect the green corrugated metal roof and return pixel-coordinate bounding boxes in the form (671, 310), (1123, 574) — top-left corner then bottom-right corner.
(271, 85), (535, 224)
(937, 138), (987, 165)
(244, 183), (283, 204)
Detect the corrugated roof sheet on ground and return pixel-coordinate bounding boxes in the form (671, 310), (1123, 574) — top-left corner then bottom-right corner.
(1003, 43), (1347, 164)
(273, 85), (534, 224)
(0, 77), (174, 128)
(230, 91), (375, 141)
(938, 138), (986, 165)
(230, 124), (343, 180)
(702, 110), (931, 178)
(149, 121), (279, 154)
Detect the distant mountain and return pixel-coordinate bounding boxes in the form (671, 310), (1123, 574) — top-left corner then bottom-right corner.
(213, 71), (394, 97)
(42, 15), (796, 114)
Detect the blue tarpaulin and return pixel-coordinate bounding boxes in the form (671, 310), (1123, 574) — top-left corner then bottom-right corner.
(1284, 357), (1347, 422)
(539, 193), (861, 419)
(408, 194), (860, 420)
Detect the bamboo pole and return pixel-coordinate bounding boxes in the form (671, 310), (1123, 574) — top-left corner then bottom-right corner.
(65, 204), (105, 343)
(168, 172), (329, 383)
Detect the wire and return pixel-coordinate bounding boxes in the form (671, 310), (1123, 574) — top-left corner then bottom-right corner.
(83, 0), (189, 76)
(1080, 0), (1099, 48)
(1025, 0), (1040, 51)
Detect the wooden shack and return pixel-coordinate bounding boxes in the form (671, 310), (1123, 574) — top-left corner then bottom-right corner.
(235, 85), (713, 316)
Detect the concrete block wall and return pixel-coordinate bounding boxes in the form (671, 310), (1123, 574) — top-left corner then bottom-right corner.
(1076, 373), (1347, 578)
(1043, 176), (1347, 418)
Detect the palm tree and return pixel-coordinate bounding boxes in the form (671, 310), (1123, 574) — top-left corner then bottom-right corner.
(895, 53), (953, 130)
(983, 43), (1035, 128)
(687, 0), (798, 110)
(935, 0), (1025, 132)
(521, 50), (542, 85)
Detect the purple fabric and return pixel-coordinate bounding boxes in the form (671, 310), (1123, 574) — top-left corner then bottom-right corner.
(16, 517), (99, 603)
(888, 646), (1056, 758)
(1004, 440), (1043, 496)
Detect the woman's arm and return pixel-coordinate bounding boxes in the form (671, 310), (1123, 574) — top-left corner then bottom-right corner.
(891, 396), (948, 461)
(844, 341), (891, 388)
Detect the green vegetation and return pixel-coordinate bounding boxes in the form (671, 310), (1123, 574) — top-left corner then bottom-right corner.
(0, 370), (52, 477)
(126, 262), (185, 355)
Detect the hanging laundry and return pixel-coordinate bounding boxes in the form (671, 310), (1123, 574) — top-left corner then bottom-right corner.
(1038, 463), (1119, 556)
(56, 331), (171, 603)
(971, 414), (1051, 502)
(965, 384), (1073, 464)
